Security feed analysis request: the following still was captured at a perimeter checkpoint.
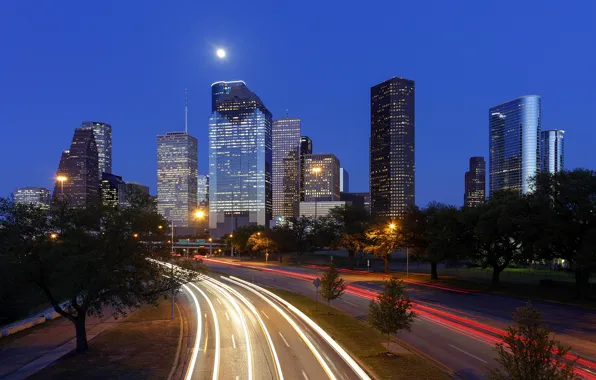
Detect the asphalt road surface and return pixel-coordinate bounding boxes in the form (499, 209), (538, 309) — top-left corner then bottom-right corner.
(181, 274), (370, 380)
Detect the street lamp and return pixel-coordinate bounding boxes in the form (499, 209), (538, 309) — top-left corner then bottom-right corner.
(389, 222), (408, 277)
(229, 234), (234, 257)
(133, 233), (139, 238)
(194, 210), (205, 220)
(56, 175), (68, 194)
(311, 167), (322, 218)
(208, 237), (213, 257)
(50, 233), (58, 239)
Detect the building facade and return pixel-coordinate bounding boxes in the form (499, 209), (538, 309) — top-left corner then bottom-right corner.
(464, 157), (486, 207)
(370, 77), (415, 219)
(14, 187), (51, 210)
(540, 129), (564, 174)
(489, 96), (541, 195)
(211, 80), (247, 112)
(339, 167), (349, 193)
(197, 174), (209, 206)
(299, 136), (313, 201)
(303, 154), (340, 201)
(340, 192), (370, 212)
(127, 182), (150, 195)
(54, 128), (99, 207)
(272, 117), (301, 219)
(99, 173), (126, 207)
(157, 132), (198, 227)
(209, 81), (272, 237)
(81, 121), (112, 175)
(299, 201), (349, 218)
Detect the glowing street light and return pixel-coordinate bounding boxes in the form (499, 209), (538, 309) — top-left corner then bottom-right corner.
(133, 233), (139, 238)
(56, 175), (68, 193)
(389, 223), (396, 230)
(194, 210), (205, 219)
(50, 233), (58, 239)
(158, 225), (163, 229)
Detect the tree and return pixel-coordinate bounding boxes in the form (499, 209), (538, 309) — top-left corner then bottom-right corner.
(368, 277), (416, 346)
(365, 222), (402, 273)
(318, 264), (347, 313)
(247, 231), (277, 261)
(486, 302), (579, 380)
(471, 190), (531, 285)
(231, 225), (265, 256)
(532, 169), (596, 299)
(328, 205), (372, 269)
(0, 195), (198, 353)
(402, 203), (464, 280)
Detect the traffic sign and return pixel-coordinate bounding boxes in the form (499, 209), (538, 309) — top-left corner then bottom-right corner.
(313, 278), (321, 288)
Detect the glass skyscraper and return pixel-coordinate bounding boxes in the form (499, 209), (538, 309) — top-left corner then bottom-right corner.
(370, 77), (415, 219)
(157, 132), (198, 227)
(272, 117), (301, 219)
(81, 121), (112, 175)
(300, 136), (312, 201)
(209, 81), (272, 237)
(339, 168), (349, 193)
(303, 154), (340, 201)
(211, 80), (247, 112)
(489, 96), (541, 195)
(464, 157), (486, 207)
(197, 174), (209, 206)
(99, 173), (126, 208)
(540, 129), (564, 174)
(14, 187), (51, 210)
(54, 128), (99, 207)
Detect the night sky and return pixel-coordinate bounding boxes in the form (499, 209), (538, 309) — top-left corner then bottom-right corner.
(1, 1), (594, 206)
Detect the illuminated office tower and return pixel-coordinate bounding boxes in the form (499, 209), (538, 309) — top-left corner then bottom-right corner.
(209, 81), (272, 237)
(540, 129), (564, 174)
(211, 80), (247, 112)
(464, 157), (486, 207)
(81, 121), (112, 175)
(53, 128), (99, 206)
(370, 77), (415, 219)
(197, 174), (209, 206)
(303, 154), (340, 201)
(99, 173), (126, 207)
(489, 96), (541, 195)
(14, 187), (51, 210)
(157, 132), (198, 228)
(272, 117), (301, 219)
(299, 136), (312, 201)
(340, 168), (349, 193)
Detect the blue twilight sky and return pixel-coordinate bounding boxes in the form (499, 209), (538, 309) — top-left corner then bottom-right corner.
(1, 1), (595, 206)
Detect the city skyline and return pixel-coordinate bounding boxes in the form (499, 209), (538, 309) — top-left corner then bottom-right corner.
(1, 2), (594, 208)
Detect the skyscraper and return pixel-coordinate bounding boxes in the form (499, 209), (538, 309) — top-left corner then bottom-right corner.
(489, 96), (541, 195)
(339, 168), (349, 193)
(209, 81), (272, 237)
(81, 121), (112, 175)
(157, 132), (198, 228)
(464, 157), (486, 207)
(197, 174), (209, 206)
(211, 80), (247, 112)
(99, 173), (126, 207)
(54, 128), (99, 207)
(303, 154), (340, 201)
(540, 129), (564, 174)
(272, 117), (301, 219)
(370, 77), (415, 219)
(14, 187), (51, 210)
(299, 136), (312, 201)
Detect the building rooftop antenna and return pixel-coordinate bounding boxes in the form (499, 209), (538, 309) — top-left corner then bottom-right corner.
(185, 88), (188, 133)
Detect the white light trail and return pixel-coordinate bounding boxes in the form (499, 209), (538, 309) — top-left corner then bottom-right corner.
(223, 277), (337, 380)
(190, 283), (220, 380)
(227, 276), (371, 380)
(182, 284), (202, 380)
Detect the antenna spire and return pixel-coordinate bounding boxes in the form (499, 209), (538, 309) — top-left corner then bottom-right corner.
(184, 88), (188, 133)
(286, 108), (289, 117)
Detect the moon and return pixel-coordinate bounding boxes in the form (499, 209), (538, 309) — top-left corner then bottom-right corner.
(216, 48), (226, 59)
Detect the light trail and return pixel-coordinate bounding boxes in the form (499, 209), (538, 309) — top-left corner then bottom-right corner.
(181, 284), (202, 380)
(227, 276), (371, 380)
(204, 277), (284, 380)
(205, 280), (253, 380)
(189, 282), (220, 380)
(223, 276), (337, 380)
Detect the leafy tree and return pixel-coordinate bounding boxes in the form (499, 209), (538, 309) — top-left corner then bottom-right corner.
(318, 264), (347, 313)
(486, 302), (579, 380)
(328, 205), (372, 269)
(310, 216), (340, 251)
(368, 277), (416, 345)
(0, 196), (199, 353)
(532, 169), (596, 299)
(365, 222), (403, 273)
(231, 225), (265, 255)
(247, 231), (277, 261)
(471, 190), (532, 285)
(402, 203), (464, 280)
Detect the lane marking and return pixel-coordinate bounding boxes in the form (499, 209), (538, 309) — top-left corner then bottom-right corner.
(204, 313), (207, 318)
(448, 344), (487, 363)
(232, 334), (237, 349)
(181, 284), (202, 380)
(279, 332), (290, 348)
(302, 370), (309, 380)
(262, 310), (270, 319)
(190, 283), (220, 380)
(225, 312), (230, 321)
(343, 300), (358, 307)
(216, 298), (222, 305)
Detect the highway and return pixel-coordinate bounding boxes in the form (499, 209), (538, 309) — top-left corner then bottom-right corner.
(180, 274), (370, 380)
(203, 259), (596, 380)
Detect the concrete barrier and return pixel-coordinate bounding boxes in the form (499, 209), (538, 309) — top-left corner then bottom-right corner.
(44, 311), (62, 320)
(1, 320), (35, 337)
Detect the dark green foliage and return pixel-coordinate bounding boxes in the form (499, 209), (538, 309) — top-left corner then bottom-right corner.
(368, 277), (416, 345)
(318, 264), (347, 313)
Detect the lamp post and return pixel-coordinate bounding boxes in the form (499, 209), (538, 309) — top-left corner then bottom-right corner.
(56, 175), (67, 194)
(208, 238), (212, 257)
(311, 167), (322, 218)
(230, 234), (234, 257)
(388, 222), (408, 277)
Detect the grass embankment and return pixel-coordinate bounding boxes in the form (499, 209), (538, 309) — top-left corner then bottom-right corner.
(272, 288), (451, 380)
(28, 299), (181, 380)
